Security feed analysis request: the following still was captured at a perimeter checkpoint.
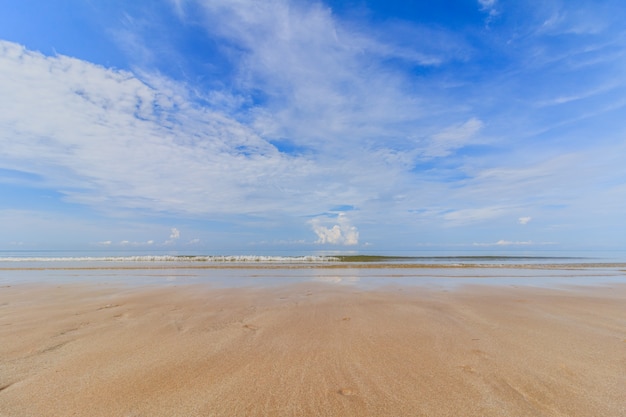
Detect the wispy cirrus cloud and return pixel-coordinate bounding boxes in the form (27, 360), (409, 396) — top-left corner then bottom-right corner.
(423, 118), (484, 158)
(170, 0), (469, 148)
(441, 206), (510, 226)
(2, 0), (626, 249)
(0, 0), (477, 228)
(478, 0), (499, 24)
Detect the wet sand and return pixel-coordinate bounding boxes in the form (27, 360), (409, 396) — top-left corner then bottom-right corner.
(1, 282), (625, 416)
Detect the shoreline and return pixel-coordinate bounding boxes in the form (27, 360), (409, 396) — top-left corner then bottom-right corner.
(2, 281), (625, 416)
(2, 261), (626, 271)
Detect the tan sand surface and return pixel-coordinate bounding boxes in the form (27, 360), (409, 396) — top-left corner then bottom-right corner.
(1, 282), (625, 416)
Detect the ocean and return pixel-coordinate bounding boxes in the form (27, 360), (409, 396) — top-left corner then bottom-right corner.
(1, 249), (625, 289)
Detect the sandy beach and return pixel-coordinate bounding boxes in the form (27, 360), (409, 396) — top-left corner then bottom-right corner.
(1, 281), (625, 417)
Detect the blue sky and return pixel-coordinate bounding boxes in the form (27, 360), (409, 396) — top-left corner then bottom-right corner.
(1, 0), (625, 253)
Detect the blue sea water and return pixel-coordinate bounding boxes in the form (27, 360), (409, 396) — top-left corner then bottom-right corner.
(1, 249), (625, 289)
(1, 248), (625, 262)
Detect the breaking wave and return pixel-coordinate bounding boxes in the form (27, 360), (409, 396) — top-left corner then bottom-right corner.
(0, 255), (340, 263)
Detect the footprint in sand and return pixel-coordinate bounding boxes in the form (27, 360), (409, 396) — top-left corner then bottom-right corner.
(0, 383), (15, 392)
(459, 365), (475, 374)
(471, 348), (487, 357)
(337, 388), (357, 396)
(97, 304), (119, 310)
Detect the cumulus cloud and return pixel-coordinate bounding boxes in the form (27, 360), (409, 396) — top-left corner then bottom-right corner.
(518, 216), (532, 225)
(309, 213), (359, 245)
(170, 228), (180, 239)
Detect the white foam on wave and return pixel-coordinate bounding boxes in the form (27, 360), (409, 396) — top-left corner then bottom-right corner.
(0, 255), (341, 263)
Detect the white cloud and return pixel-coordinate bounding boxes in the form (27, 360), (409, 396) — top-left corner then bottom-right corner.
(309, 213), (359, 245)
(115, 239), (160, 247)
(518, 216), (532, 225)
(2, 0), (626, 249)
(0, 209), (185, 248)
(538, 7), (611, 36)
(424, 117), (484, 158)
(472, 240), (556, 246)
(478, 0), (499, 23)
(496, 239), (530, 246)
(478, 0), (496, 8)
(176, 0), (469, 150)
(537, 83), (620, 107)
(471, 240), (527, 246)
(0, 38), (434, 221)
(169, 228), (180, 239)
(0, 40), (320, 216)
(442, 205), (508, 226)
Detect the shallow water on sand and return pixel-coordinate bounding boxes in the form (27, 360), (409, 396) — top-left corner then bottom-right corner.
(1, 262), (625, 289)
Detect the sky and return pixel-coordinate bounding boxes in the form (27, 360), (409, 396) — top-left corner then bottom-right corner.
(1, 0), (625, 253)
